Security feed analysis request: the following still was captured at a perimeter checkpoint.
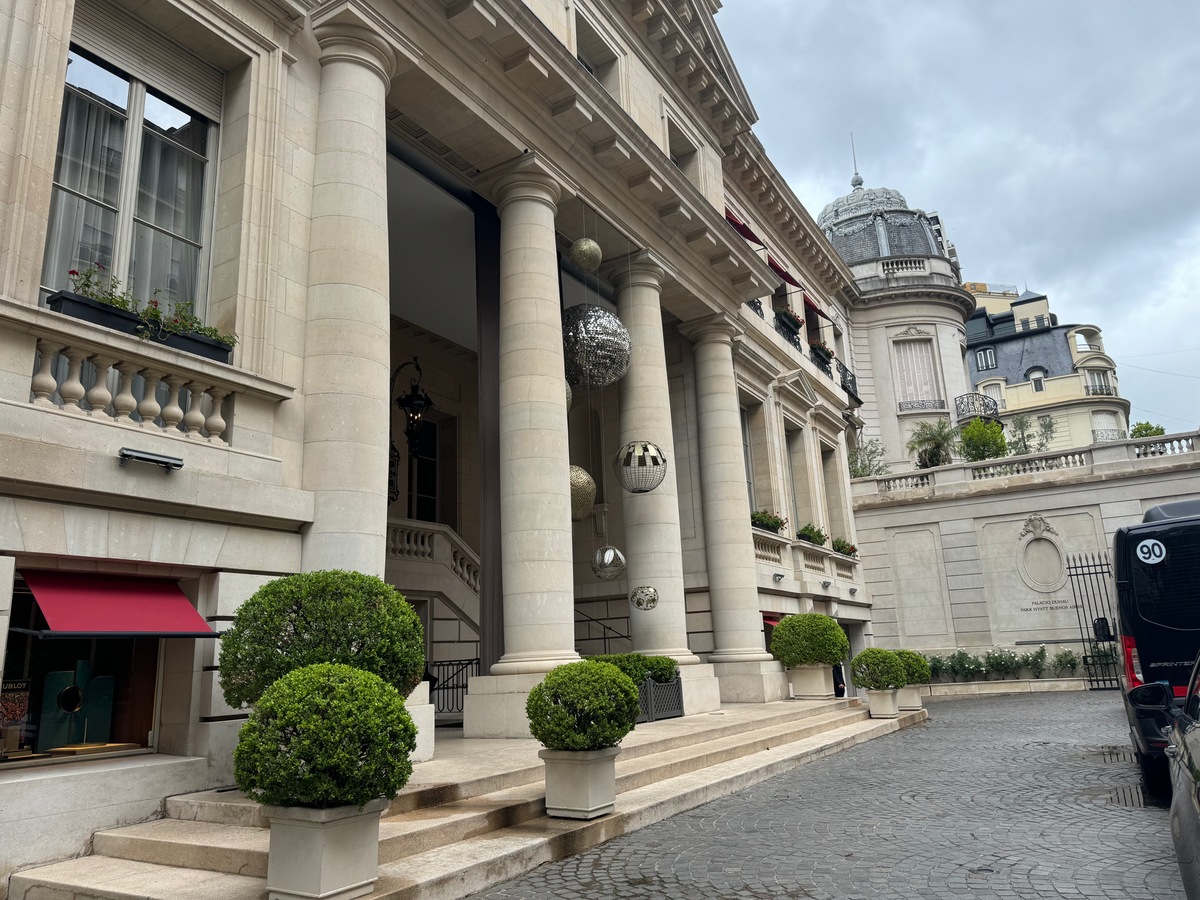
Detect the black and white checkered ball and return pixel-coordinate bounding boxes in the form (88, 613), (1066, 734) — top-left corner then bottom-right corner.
(612, 440), (668, 493)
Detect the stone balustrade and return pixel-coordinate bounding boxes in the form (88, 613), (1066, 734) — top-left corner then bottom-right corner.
(787, 540), (860, 586)
(852, 429), (1200, 509)
(751, 529), (790, 565)
(385, 518), (482, 629)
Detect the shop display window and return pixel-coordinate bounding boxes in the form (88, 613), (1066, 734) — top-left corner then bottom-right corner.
(2, 581), (159, 763)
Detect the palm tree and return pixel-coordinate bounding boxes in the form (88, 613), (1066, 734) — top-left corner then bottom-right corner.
(906, 419), (958, 469)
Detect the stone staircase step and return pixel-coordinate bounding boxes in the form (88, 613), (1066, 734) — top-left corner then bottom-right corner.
(163, 699), (861, 827)
(94, 706), (867, 878)
(14, 711), (925, 900)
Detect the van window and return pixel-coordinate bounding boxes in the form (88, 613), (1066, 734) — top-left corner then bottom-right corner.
(1131, 529), (1200, 630)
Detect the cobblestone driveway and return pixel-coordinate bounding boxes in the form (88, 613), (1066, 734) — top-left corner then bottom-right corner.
(468, 692), (1184, 900)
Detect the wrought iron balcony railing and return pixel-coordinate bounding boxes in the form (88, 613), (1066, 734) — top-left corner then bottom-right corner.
(835, 358), (859, 399)
(954, 392), (1000, 422)
(746, 298), (764, 318)
(1085, 384), (1118, 397)
(1092, 429), (1127, 443)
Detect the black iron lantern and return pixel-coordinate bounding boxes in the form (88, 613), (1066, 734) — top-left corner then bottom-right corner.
(393, 358), (434, 451)
(388, 359), (434, 504)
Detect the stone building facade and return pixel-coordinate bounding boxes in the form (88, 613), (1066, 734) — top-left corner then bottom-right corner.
(0, 0), (872, 881)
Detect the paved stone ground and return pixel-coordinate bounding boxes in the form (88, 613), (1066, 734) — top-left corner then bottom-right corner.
(467, 692), (1184, 900)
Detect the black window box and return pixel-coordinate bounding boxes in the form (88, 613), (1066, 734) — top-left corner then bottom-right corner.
(46, 291), (233, 364)
(774, 309), (802, 336)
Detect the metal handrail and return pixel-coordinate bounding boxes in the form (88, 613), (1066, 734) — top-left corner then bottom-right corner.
(575, 608), (631, 655)
(429, 658), (479, 713)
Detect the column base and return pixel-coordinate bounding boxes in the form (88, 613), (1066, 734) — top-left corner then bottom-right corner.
(712, 660), (788, 704)
(678, 663), (722, 715)
(462, 674), (544, 738)
(407, 682), (435, 762)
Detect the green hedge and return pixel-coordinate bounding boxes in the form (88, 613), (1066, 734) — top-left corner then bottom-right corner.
(526, 660), (640, 751)
(894, 649), (930, 685)
(219, 570), (425, 708)
(849, 648), (907, 691)
(769, 614), (849, 669)
(589, 653), (678, 684)
(233, 663), (416, 809)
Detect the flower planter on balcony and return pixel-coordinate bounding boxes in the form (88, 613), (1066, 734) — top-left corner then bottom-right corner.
(774, 309), (802, 336)
(46, 290), (234, 364)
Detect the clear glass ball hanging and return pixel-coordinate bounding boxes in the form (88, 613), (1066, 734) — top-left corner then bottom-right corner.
(569, 237), (602, 273)
(562, 304), (631, 391)
(630, 585), (659, 611)
(613, 440), (668, 493)
(569, 465), (596, 521)
(591, 546), (626, 581)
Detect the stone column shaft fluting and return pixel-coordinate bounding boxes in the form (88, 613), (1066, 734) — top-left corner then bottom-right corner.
(490, 166), (579, 676)
(612, 254), (699, 664)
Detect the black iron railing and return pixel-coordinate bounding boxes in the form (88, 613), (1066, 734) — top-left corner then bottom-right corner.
(810, 350), (833, 377)
(773, 318), (804, 352)
(954, 392), (1000, 422)
(429, 658), (479, 713)
(746, 298), (764, 318)
(834, 358), (858, 398)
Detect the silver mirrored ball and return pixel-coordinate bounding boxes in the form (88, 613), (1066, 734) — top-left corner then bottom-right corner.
(630, 585), (659, 611)
(569, 237), (602, 273)
(562, 304), (631, 391)
(569, 465), (596, 521)
(613, 440), (668, 493)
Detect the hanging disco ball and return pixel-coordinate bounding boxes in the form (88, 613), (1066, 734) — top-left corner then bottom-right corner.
(630, 585), (659, 611)
(562, 304), (631, 391)
(591, 546), (626, 581)
(613, 440), (668, 494)
(569, 237), (602, 273)
(569, 465), (597, 521)
(565, 381), (572, 409)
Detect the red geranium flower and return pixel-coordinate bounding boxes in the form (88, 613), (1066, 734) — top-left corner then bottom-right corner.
(68, 269), (79, 276)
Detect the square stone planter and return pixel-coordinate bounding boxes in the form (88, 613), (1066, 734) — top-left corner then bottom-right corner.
(866, 688), (900, 719)
(896, 685), (924, 710)
(262, 797), (388, 900)
(539, 746), (620, 819)
(787, 664), (834, 700)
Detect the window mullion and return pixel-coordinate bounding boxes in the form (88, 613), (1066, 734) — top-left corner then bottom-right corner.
(110, 80), (146, 293)
(193, 120), (219, 323)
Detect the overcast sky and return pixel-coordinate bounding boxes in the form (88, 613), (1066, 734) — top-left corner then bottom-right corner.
(717, 1), (1200, 432)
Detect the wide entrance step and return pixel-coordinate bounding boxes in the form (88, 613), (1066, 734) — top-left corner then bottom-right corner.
(12, 700), (927, 900)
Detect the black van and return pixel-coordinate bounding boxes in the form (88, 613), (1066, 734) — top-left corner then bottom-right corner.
(1115, 498), (1200, 795)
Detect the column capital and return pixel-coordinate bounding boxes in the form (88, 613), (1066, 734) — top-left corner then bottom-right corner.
(604, 249), (670, 290)
(478, 154), (567, 214)
(678, 312), (744, 346)
(311, 0), (421, 83)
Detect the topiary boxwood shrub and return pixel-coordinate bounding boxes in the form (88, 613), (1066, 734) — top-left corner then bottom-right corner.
(589, 653), (678, 685)
(219, 570), (425, 708)
(769, 614), (850, 669)
(526, 660), (640, 751)
(233, 663), (417, 809)
(894, 649), (931, 685)
(849, 648), (908, 692)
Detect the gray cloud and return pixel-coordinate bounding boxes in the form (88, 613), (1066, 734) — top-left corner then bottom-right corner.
(718, 0), (1200, 430)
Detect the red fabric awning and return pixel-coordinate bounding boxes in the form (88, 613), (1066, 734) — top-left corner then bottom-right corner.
(20, 571), (218, 639)
(767, 255), (803, 289)
(725, 208), (764, 246)
(762, 614), (782, 626)
(803, 293), (833, 322)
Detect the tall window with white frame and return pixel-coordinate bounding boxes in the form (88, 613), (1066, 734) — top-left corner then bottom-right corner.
(740, 407), (756, 512)
(41, 47), (216, 318)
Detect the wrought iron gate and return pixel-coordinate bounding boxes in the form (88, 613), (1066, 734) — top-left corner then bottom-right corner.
(1066, 552), (1120, 690)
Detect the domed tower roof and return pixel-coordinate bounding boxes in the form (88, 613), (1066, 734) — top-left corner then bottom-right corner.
(817, 174), (942, 266)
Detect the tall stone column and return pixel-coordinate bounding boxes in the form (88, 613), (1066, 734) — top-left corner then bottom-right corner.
(464, 158), (579, 737)
(680, 314), (786, 703)
(611, 253), (720, 712)
(300, 10), (407, 577)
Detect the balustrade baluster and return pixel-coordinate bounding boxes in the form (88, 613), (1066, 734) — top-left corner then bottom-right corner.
(205, 388), (230, 444)
(183, 382), (208, 438)
(59, 348), (88, 413)
(138, 371), (163, 429)
(31, 340), (62, 407)
(112, 362), (138, 422)
(160, 375), (186, 433)
(86, 356), (116, 418)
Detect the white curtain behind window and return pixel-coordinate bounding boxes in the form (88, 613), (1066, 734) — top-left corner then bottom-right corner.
(895, 340), (938, 401)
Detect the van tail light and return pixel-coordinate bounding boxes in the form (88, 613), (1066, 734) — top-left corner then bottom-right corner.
(1123, 635), (1144, 687)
